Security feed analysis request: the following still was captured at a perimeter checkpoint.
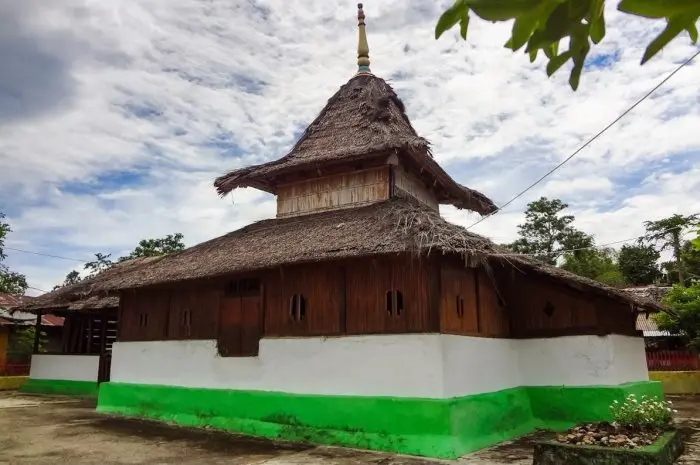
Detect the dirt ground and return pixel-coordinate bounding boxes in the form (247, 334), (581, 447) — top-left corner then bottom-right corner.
(1, 392), (699, 465)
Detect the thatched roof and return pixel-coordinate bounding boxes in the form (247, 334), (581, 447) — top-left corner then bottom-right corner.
(45, 197), (655, 313)
(624, 286), (671, 305)
(15, 257), (158, 314)
(214, 74), (497, 216)
(0, 292), (34, 309)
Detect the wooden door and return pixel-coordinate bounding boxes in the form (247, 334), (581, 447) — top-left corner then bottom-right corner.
(218, 295), (262, 357)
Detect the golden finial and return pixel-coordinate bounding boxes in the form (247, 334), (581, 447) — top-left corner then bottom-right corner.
(357, 3), (371, 74)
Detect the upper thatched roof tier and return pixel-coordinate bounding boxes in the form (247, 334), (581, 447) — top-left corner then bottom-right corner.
(59, 197), (658, 313)
(214, 74), (497, 216)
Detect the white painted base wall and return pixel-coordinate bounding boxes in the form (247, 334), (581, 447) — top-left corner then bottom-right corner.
(111, 334), (649, 399)
(29, 354), (99, 382)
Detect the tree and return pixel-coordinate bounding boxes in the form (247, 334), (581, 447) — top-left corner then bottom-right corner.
(53, 234), (186, 288)
(655, 284), (700, 351)
(510, 197), (593, 265)
(618, 244), (661, 285)
(10, 326), (47, 355)
(434, 0), (699, 90)
(0, 212), (28, 295)
(643, 214), (699, 286)
(661, 240), (700, 285)
(561, 247), (626, 285)
(692, 228), (700, 251)
(84, 253), (115, 278)
(52, 270), (83, 290)
(121, 233), (185, 260)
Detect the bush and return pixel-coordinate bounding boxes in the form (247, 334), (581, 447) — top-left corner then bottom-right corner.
(610, 394), (676, 430)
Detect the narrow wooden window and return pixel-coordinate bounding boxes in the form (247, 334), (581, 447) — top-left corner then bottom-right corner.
(289, 294), (306, 322)
(456, 295), (465, 318)
(385, 290), (404, 317)
(181, 309), (192, 337)
(543, 301), (555, 317)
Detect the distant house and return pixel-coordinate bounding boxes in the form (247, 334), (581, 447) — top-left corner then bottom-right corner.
(0, 293), (63, 375)
(14, 287), (120, 395)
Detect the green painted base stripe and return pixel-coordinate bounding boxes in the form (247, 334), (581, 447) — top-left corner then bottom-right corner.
(21, 378), (99, 397)
(97, 381), (663, 459)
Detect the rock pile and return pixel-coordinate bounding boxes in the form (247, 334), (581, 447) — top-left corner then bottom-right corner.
(556, 423), (660, 449)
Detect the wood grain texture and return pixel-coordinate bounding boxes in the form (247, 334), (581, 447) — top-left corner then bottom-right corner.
(276, 167), (390, 218)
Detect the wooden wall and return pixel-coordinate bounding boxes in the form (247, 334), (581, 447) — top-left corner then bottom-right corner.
(495, 269), (638, 338)
(393, 163), (439, 211)
(439, 263), (509, 337)
(117, 254), (640, 358)
(276, 167), (390, 218)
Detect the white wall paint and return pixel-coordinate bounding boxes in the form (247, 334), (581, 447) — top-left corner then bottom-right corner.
(441, 335), (521, 397)
(517, 335), (650, 387)
(111, 334), (649, 399)
(111, 335), (445, 397)
(29, 354), (99, 382)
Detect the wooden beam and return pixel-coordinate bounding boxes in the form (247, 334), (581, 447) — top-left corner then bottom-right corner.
(32, 312), (42, 354)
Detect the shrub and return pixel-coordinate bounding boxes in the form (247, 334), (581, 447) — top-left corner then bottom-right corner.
(610, 394), (677, 430)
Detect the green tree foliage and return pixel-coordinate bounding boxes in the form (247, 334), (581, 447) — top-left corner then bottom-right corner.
(617, 244), (661, 285)
(121, 233), (185, 260)
(434, 0), (700, 90)
(84, 252), (115, 278)
(655, 284), (700, 351)
(692, 228), (700, 251)
(52, 270), (83, 291)
(661, 240), (700, 285)
(561, 247), (626, 285)
(0, 212), (28, 295)
(643, 214), (700, 286)
(10, 326), (47, 355)
(510, 197), (593, 265)
(55, 234), (185, 288)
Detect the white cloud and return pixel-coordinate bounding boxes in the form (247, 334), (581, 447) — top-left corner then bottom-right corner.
(1, 0), (699, 292)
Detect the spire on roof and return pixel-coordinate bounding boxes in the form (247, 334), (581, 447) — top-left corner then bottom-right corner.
(356, 3), (371, 75)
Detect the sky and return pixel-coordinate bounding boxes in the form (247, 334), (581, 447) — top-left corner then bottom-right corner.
(0, 0), (699, 295)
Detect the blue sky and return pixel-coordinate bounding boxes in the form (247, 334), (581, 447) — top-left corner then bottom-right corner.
(0, 0), (699, 293)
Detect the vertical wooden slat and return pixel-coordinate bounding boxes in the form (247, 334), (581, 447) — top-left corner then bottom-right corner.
(32, 312), (42, 354)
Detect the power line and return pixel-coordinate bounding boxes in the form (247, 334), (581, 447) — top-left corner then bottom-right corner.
(27, 286), (48, 293)
(4, 247), (89, 263)
(466, 48), (700, 231)
(496, 220), (697, 258)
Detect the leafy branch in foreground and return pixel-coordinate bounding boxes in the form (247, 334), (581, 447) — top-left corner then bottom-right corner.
(435, 0), (700, 90)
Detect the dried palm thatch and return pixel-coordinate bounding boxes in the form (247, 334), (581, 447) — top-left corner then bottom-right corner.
(214, 74), (497, 215)
(49, 196), (656, 313)
(16, 257), (159, 314)
(67, 295), (119, 311)
(16, 198), (662, 314)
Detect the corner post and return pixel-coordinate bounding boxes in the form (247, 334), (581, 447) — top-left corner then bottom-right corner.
(33, 312), (42, 354)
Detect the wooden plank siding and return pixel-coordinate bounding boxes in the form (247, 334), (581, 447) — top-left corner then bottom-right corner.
(439, 264), (509, 337)
(264, 264), (344, 337)
(276, 167), (390, 218)
(345, 257), (433, 334)
(117, 254), (639, 355)
(496, 271), (637, 338)
(393, 164), (439, 210)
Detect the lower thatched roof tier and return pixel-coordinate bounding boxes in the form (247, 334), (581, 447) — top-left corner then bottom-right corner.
(15, 257), (158, 314)
(214, 74), (497, 216)
(74, 197), (660, 313)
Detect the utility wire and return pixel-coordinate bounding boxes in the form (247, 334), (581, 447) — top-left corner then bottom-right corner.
(466, 48), (700, 231)
(4, 246), (89, 263)
(497, 220), (697, 257)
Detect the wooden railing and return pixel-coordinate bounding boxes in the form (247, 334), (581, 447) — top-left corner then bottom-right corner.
(647, 350), (700, 371)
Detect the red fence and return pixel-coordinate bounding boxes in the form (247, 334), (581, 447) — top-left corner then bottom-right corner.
(0, 364), (30, 376)
(647, 350), (700, 371)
